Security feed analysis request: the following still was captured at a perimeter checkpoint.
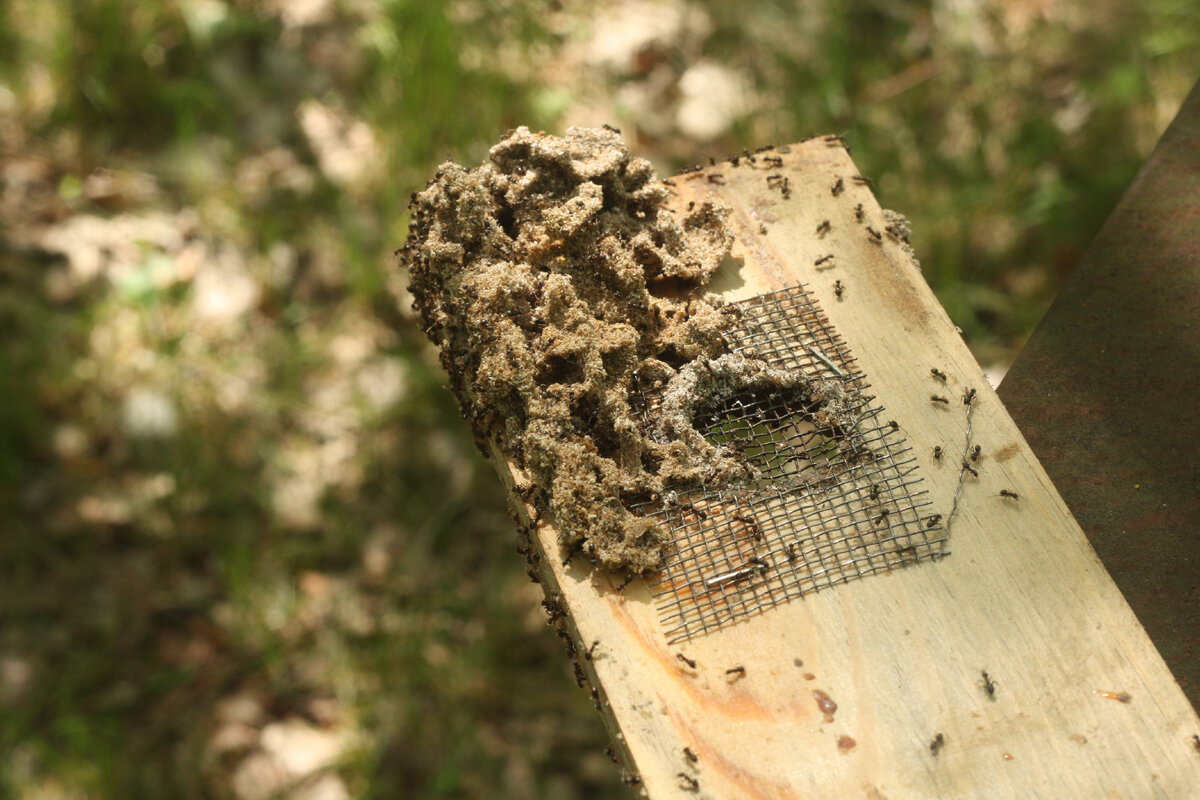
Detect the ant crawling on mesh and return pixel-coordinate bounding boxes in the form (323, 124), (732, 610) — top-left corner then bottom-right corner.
(733, 511), (762, 541)
(925, 514), (942, 528)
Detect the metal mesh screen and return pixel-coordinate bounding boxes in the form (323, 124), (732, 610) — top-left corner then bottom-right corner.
(631, 285), (946, 643)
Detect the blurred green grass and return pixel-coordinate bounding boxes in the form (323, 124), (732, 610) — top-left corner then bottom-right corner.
(0, 1), (1196, 798)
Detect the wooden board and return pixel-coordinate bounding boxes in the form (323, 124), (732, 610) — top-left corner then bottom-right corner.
(493, 139), (1200, 799)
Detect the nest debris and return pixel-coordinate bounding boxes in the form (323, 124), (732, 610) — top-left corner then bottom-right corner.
(401, 126), (852, 572)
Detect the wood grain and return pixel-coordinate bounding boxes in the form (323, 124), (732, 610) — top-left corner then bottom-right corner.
(493, 139), (1200, 799)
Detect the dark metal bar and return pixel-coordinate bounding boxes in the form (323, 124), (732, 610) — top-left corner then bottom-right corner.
(998, 80), (1200, 708)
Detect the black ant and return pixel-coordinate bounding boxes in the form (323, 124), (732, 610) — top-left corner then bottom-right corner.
(676, 653), (697, 669)
(816, 220), (831, 235)
(733, 512), (762, 541)
(677, 773), (699, 792)
(852, 175), (873, 185)
(823, 134), (850, 152)
(684, 747), (698, 763)
(930, 733), (945, 755)
(970, 445), (982, 462)
(962, 461), (979, 478)
(931, 368), (947, 381)
(931, 395), (949, 404)
(925, 514), (942, 528)
(866, 226), (882, 241)
(1000, 489), (1019, 500)
(585, 640), (600, 660)
(963, 388), (977, 405)
(933, 446), (943, 460)
(831, 177), (844, 196)
(726, 666), (746, 679)
(815, 254), (834, 267)
(661, 178), (676, 187)
(855, 203), (864, 222)
(980, 670), (997, 699)
(834, 280), (844, 298)
(602, 123), (621, 133)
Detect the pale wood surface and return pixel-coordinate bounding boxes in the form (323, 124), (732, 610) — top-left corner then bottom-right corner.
(492, 139), (1200, 799)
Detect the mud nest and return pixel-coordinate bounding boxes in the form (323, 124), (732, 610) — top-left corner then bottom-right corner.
(402, 126), (852, 572)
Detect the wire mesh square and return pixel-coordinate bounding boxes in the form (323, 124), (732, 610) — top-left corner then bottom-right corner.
(631, 285), (945, 643)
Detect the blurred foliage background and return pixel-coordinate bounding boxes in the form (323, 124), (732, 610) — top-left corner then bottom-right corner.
(0, 0), (1196, 797)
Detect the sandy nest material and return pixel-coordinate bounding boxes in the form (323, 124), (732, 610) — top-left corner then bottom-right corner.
(402, 127), (850, 572)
